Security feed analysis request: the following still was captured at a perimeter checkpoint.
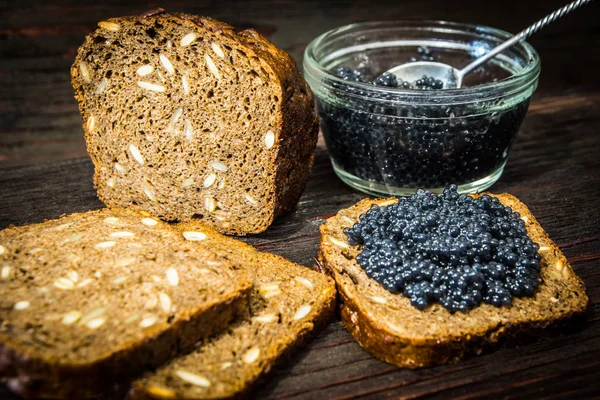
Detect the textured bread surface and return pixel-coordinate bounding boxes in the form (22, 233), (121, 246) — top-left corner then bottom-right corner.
(317, 193), (589, 368)
(71, 10), (319, 235)
(0, 208), (251, 399)
(129, 222), (336, 400)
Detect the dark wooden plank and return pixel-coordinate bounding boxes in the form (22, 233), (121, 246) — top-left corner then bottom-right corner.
(1, 0), (600, 398)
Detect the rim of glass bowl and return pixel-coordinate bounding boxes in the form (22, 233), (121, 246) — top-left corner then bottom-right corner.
(303, 20), (541, 106)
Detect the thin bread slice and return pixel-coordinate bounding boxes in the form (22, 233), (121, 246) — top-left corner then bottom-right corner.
(317, 193), (588, 368)
(0, 208), (251, 399)
(71, 10), (319, 235)
(128, 222), (336, 399)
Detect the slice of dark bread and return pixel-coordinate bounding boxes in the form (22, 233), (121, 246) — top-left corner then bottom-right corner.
(128, 222), (336, 399)
(317, 194), (589, 368)
(71, 9), (319, 235)
(0, 208), (251, 399)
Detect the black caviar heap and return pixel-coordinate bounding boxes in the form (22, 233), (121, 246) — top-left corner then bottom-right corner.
(344, 186), (542, 313)
(335, 67), (443, 90)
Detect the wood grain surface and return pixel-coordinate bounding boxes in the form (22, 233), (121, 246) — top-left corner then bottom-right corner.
(1, 0), (599, 399)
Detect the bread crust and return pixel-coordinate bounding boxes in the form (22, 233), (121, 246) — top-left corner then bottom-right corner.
(317, 193), (589, 368)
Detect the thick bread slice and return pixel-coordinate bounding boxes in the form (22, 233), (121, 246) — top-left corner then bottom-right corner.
(317, 193), (588, 368)
(128, 222), (336, 399)
(71, 10), (319, 235)
(0, 209), (251, 399)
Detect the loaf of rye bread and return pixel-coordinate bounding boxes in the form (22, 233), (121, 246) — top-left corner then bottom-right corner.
(317, 194), (589, 368)
(128, 222), (336, 399)
(71, 9), (319, 235)
(0, 208), (251, 399)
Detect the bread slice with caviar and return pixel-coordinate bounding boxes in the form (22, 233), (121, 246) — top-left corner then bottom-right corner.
(128, 222), (336, 400)
(0, 209), (251, 399)
(317, 193), (588, 368)
(71, 9), (319, 235)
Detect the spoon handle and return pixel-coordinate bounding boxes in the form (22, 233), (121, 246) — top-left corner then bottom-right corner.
(459, 0), (594, 77)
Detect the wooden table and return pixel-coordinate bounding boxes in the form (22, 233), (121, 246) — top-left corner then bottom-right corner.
(1, 1), (599, 398)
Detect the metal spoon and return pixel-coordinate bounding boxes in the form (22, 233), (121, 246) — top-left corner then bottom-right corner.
(385, 0), (593, 89)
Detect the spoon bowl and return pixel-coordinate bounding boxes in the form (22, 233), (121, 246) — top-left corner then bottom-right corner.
(386, 61), (462, 89)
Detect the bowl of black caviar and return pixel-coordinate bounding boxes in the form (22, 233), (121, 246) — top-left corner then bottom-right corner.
(303, 20), (540, 196)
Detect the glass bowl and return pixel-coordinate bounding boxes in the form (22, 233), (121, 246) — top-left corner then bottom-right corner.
(303, 20), (540, 196)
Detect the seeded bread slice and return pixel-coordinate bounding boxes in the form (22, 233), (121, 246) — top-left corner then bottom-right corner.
(0, 208), (251, 399)
(317, 194), (588, 368)
(71, 10), (319, 235)
(128, 222), (336, 399)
